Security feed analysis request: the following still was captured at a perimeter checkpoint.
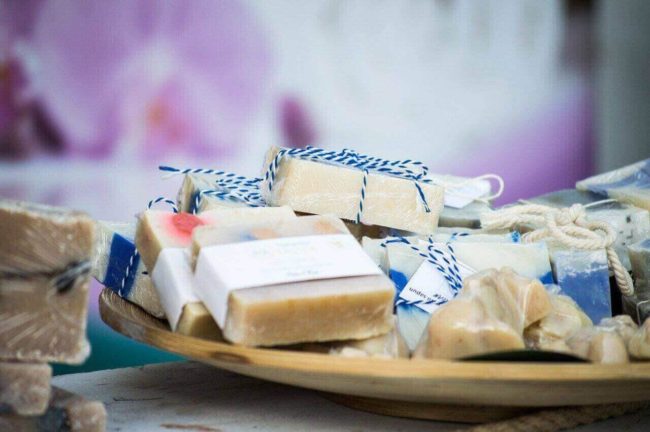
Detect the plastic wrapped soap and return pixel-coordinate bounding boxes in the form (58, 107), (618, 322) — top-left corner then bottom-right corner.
(0, 362), (51, 415)
(576, 158), (650, 211)
(525, 293), (592, 352)
(629, 318), (650, 359)
(0, 199), (93, 364)
(599, 315), (638, 346)
(260, 146), (445, 234)
(93, 221), (164, 317)
(413, 268), (550, 360)
(567, 328), (629, 364)
(0, 387), (106, 432)
(192, 215), (395, 346)
(622, 291), (650, 324)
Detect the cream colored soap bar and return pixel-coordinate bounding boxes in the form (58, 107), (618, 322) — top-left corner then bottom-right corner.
(177, 173), (263, 213)
(192, 215), (395, 347)
(414, 268), (551, 360)
(0, 362), (51, 416)
(0, 387), (106, 432)
(93, 221), (164, 317)
(0, 199), (93, 364)
(260, 146), (445, 234)
(135, 207), (296, 335)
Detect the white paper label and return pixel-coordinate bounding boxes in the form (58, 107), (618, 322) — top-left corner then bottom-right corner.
(194, 234), (383, 327)
(399, 244), (475, 314)
(151, 248), (198, 331)
(444, 180), (491, 209)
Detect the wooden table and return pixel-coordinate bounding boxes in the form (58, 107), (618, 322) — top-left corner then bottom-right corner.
(53, 361), (650, 432)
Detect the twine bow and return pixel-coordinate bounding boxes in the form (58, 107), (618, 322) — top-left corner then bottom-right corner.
(480, 203), (634, 296)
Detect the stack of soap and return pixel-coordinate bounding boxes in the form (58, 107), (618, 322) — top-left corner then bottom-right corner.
(0, 387), (107, 432)
(260, 146), (445, 234)
(93, 221), (164, 317)
(0, 199), (94, 363)
(628, 239), (650, 292)
(529, 188), (650, 269)
(192, 215), (395, 346)
(576, 158), (650, 211)
(413, 268), (552, 359)
(135, 206), (296, 337)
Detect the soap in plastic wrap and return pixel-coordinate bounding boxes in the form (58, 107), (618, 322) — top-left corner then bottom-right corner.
(92, 221), (165, 318)
(0, 199), (93, 364)
(628, 239), (650, 292)
(260, 146), (445, 234)
(576, 158), (650, 211)
(413, 268), (552, 359)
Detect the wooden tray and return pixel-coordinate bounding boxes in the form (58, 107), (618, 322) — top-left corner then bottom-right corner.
(99, 289), (650, 423)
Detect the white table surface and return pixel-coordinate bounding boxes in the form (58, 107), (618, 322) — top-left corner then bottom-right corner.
(53, 361), (650, 432)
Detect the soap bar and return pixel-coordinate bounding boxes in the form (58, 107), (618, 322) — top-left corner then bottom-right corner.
(136, 207), (296, 333)
(567, 328), (629, 364)
(629, 318), (650, 359)
(529, 189), (650, 269)
(0, 387), (106, 432)
(550, 247), (612, 323)
(622, 292), (650, 324)
(438, 201), (492, 229)
(628, 239), (650, 292)
(0, 362), (51, 415)
(93, 221), (164, 317)
(177, 173), (264, 213)
(599, 315), (638, 346)
(260, 146), (445, 234)
(576, 159), (650, 211)
(413, 268), (550, 359)
(0, 199), (93, 364)
(192, 215), (395, 346)
(525, 293), (592, 352)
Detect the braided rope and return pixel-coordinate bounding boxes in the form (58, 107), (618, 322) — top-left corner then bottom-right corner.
(480, 203), (634, 296)
(264, 146), (432, 224)
(460, 402), (649, 432)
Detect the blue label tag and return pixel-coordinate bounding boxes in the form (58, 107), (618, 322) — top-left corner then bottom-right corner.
(102, 233), (140, 297)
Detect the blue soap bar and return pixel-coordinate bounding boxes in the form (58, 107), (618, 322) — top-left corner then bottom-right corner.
(551, 249), (612, 323)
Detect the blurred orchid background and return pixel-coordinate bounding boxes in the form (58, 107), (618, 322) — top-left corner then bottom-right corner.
(1, 0), (648, 373)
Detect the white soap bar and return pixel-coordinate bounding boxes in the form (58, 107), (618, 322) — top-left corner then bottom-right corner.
(576, 159), (650, 211)
(260, 146), (445, 234)
(92, 221), (164, 317)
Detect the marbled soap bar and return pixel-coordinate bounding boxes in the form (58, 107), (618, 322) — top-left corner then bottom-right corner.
(260, 146), (445, 234)
(529, 188), (650, 269)
(576, 159), (650, 211)
(414, 268), (551, 359)
(0, 199), (93, 364)
(550, 247), (612, 323)
(93, 221), (164, 317)
(0, 387), (106, 432)
(628, 239), (650, 292)
(0, 362), (51, 415)
(192, 215), (394, 347)
(135, 207), (295, 333)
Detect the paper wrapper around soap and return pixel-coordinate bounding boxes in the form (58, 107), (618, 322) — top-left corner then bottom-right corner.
(413, 268), (552, 360)
(0, 387), (106, 432)
(93, 221), (165, 318)
(260, 146), (445, 234)
(192, 215), (395, 347)
(135, 207), (296, 335)
(0, 362), (51, 416)
(0, 199), (93, 364)
(576, 158), (650, 211)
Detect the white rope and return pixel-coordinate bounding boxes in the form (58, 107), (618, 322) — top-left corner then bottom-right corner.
(480, 203), (634, 297)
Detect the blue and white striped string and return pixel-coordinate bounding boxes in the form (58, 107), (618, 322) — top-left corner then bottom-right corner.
(264, 146), (432, 224)
(381, 235), (464, 308)
(147, 196), (179, 213)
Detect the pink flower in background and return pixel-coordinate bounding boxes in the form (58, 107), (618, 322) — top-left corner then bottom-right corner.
(17, 0), (271, 159)
(279, 95), (317, 149)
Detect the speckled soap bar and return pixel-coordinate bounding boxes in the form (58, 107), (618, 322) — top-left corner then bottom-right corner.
(0, 199), (93, 364)
(192, 215), (395, 347)
(260, 146), (445, 234)
(0, 387), (106, 432)
(0, 362), (51, 416)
